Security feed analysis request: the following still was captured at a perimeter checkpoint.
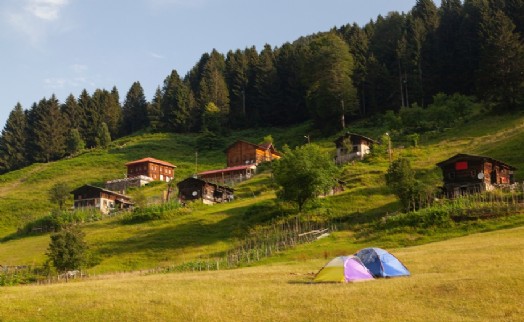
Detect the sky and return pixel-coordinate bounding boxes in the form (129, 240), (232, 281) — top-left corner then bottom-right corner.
(0, 0), (418, 128)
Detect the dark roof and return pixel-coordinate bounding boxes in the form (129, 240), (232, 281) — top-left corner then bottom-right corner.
(436, 153), (517, 170)
(125, 157), (176, 168)
(334, 132), (378, 145)
(70, 184), (132, 200)
(176, 177), (234, 192)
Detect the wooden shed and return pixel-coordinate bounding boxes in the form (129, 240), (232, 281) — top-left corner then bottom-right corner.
(177, 177), (234, 205)
(334, 132), (377, 165)
(197, 164), (256, 185)
(436, 153), (516, 197)
(71, 184), (133, 214)
(125, 157), (176, 183)
(226, 140), (281, 167)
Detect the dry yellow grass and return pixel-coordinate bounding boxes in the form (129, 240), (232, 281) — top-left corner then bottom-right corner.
(1, 226), (522, 321)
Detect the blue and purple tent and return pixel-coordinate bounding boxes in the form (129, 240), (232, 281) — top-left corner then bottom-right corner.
(314, 255), (374, 283)
(355, 247), (410, 278)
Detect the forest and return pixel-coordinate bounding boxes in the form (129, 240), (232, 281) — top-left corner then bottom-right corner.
(0, 0), (523, 173)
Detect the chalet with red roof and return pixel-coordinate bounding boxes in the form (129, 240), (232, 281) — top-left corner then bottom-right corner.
(125, 157), (176, 182)
(226, 140), (281, 167)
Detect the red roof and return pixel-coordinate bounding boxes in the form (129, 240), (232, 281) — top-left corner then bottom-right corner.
(198, 164), (256, 176)
(125, 157), (176, 168)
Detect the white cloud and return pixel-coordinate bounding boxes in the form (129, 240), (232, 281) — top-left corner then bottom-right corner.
(71, 63), (88, 73)
(1, 0), (70, 45)
(148, 52), (165, 59)
(25, 0), (69, 21)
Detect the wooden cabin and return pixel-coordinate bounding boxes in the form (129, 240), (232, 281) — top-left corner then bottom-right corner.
(334, 132), (377, 165)
(198, 164), (257, 185)
(71, 185), (133, 214)
(436, 153), (516, 198)
(125, 157), (176, 183)
(177, 177), (234, 205)
(226, 140), (281, 167)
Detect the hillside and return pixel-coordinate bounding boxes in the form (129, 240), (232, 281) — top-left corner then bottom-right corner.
(0, 112), (523, 274)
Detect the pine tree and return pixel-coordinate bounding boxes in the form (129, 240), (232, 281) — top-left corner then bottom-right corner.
(225, 49), (249, 128)
(198, 50), (230, 117)
(0, 103), (28, 172)
(477, 9), (524, 111)
(105, 87), (123, 139)
(274, 42), (308, 125)
(61, 94), (82, 131)
(122, 81), (149, 135)
(96, 122), (112, 148)
(253, 44), (281, 124)
(161, 70), (192, 132)
(65, 128), (85, 156)
(77, 89), (93, 146)
(305, 33), (357, 134)
(148, 87), (163, 132)
(27, 96), (67, 162)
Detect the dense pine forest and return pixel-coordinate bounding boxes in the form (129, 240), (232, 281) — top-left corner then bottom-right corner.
(0, 0), (523, 173)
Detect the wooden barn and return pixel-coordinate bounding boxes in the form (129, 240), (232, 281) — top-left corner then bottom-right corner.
(198, 164), (257, 185)
(436, 153), (516, 197)
(177, 177), (234, 205)
(226, 140), (281, 167)
(125, 157), (176, 183)
(71, 185), (133, 214)
(334, 132), (377, 165)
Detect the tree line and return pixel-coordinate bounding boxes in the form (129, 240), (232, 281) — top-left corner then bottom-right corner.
(1, 0), (523, 173)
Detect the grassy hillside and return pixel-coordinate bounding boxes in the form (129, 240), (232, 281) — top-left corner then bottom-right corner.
(0, 112), (523, 274)
(0, 226), (522, 321)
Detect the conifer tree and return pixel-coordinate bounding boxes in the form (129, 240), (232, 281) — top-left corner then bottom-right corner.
(65, 128), (85, 156)
(305, 33), (357, 134)
(27, 96), (67, 162)
(0, 103), (28, 172)
(122, 81), (149, 135)
(148, 87), (163, 132)
(225, 49), (249, 128)
(61, 94), (82, 131)
(477, 9), (524, 111)
(253, 44), (281, 124)
(161, 70), (192, 132)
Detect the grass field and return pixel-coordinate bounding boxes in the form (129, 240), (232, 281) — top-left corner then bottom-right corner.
(0, 226), (522, 321)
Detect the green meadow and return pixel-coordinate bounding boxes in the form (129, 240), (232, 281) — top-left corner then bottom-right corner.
(0, 227), (522, 321)
(0, 112), (523, 320)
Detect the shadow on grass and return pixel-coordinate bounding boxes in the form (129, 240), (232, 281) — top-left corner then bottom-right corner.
(94, 204), (254, 258)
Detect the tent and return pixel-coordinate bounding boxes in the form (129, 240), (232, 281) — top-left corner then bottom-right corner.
(313, 255), (374, 283)
(354, 247), (410, 278)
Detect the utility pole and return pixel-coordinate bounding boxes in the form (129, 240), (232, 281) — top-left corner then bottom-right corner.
(340, 99), (345, 130)
(195, 151), (198, 175)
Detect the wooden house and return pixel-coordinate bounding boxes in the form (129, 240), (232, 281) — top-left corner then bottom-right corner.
(198, 164), (257, 185)
(436, 153), (516, 197)
(71, 185), (133, 214)
(334, 132), (377, 165)
(125, 157), (176, 183)
(177, 177), (234, 205)
(226, 140), (281, 167)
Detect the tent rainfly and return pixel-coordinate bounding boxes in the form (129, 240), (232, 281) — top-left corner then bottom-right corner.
(355, 247), (410, 278)
(313, 256), (374, 283)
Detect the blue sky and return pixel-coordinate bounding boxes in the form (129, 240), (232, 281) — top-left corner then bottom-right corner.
(0, 0), (418, 128)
